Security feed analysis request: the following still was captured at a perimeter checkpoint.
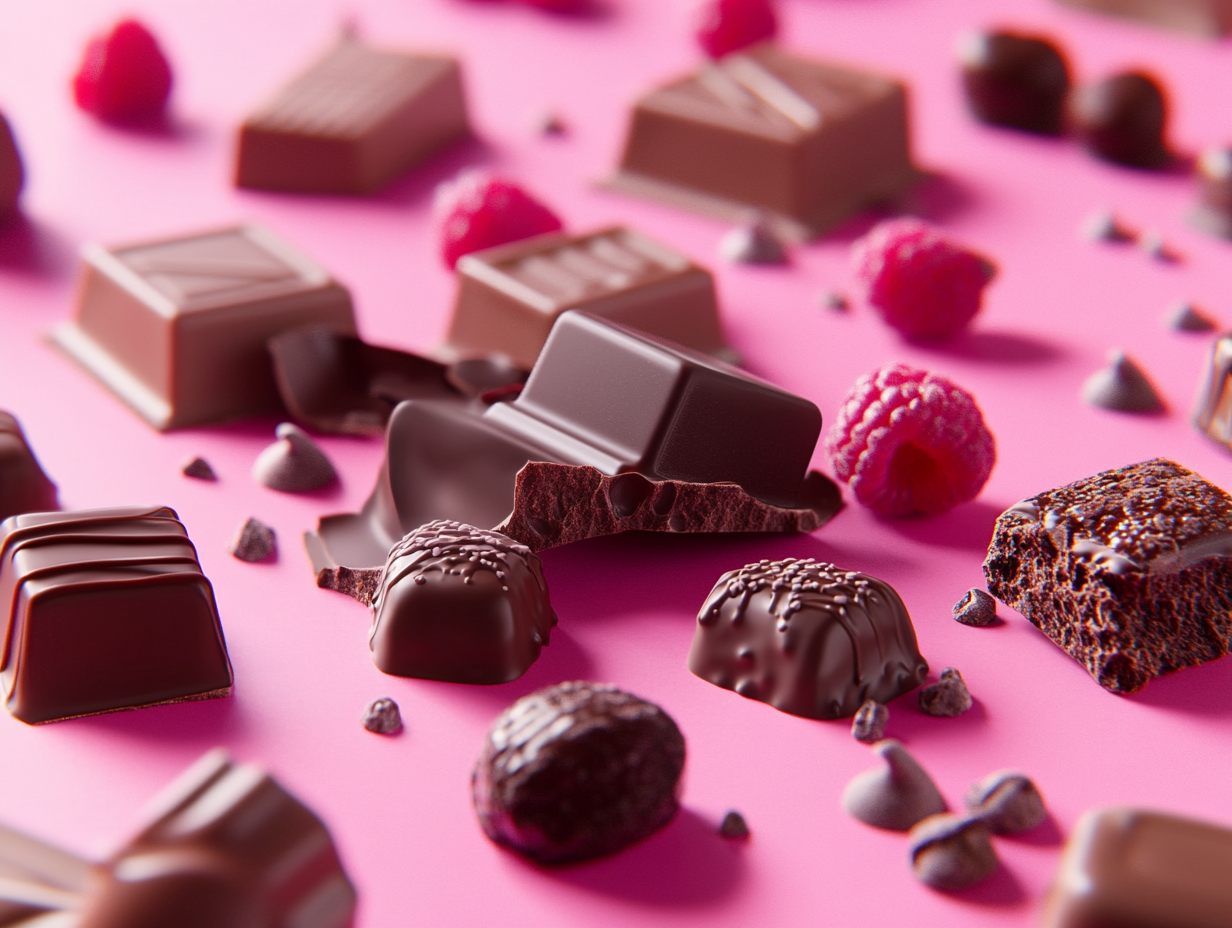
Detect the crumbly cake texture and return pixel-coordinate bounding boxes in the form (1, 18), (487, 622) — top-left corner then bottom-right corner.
(983, 458), (1232, 693)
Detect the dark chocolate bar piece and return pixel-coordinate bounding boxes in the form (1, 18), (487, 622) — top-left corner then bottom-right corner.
(0, 413), (57, 523)
(688, 558), (929, 719)
(1055, 0), (1232, 37)
(0, 506), (233, 724)
(237, 37), (469, 194)
(610, 44), (917, 240)
(53, 224), (356, 430)
(0, 113), (22, 218)
(445, 226), (729, 370)
(983, 459), (1232, 693)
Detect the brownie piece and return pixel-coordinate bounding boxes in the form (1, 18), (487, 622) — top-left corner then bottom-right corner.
(0, 413), (57, 523)
(983, 459), (1232, 693)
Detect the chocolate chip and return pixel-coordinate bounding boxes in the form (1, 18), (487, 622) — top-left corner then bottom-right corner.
(361, 697), (402, 734)
(719, 810), (750, 839)
(918, 668), (973, 717)
(719, 218), (787, 265)
(952, 589), (997, 626)
(252, 423), (337, 493)
(851, 699), (889, 743)
(909, 813), (999, 890)
(1165, 301), (1216, 332)
(180, 456), (217, 480)
(842, 739), (947, 831)
(1081, 209), (1133, 243)
(229, 517), (276, 562)
(1081, 349), (1164, 413)
(819, 289), (849, 311)
(965, 770), (1046, 834)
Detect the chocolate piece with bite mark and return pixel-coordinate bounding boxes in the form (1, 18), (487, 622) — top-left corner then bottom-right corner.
(917, 667), (973, 717)
(0, 114), (23, 218)
(983, 458), (1232, 692)
(229, 517), (276, 563)
(1070, 72), (1170, 169)
(0, 413), (58, 522)
(1055, 0), (1232, 38)
(957, 31), (1070, 134)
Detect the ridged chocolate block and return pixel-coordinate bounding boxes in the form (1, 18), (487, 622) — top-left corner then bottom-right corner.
(0, 506), (233, 724)
(983, 459), (1232, 693)
(237, 38), (469, 194)
(445, 227), (728, 370)
(0, 413), (57, 523)
(1055, 0), (1232, 37)
(53, 224), (355, 429)
(0, 113), (22, 217)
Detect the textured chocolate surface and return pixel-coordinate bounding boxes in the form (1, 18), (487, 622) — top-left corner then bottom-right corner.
(1194, 334), (1232, 447)
(1070, 72), (1169, 169)
(957, 31), (1070, 134)
(0, 114), (22, 217)
(611, 44), (916, 240)
(369, 521), (556, 684)
(983, 459), (1232, 693)
(0, 413), (57, 523)
(472, 681), (685, 864)
(54, 225), (356, 430)
(687, 558), (929, 720)
(237, 37), (469, 194)
(1041, 807), (1232, 928)
(1055, 0), (1232, 37)
(0, 506), (232, 724)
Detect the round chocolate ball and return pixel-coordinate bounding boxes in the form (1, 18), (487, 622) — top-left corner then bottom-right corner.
(957, 30), (1070, 134)
(1070, 72), (1169, 168)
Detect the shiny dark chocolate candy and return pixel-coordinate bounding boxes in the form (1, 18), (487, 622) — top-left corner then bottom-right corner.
(688, 558), (929, 720)
(473, 682), (685, 863)
(1070, 72), (1169, 168)
(0, 412), (57, 522)
(957, 31), (1070, 134)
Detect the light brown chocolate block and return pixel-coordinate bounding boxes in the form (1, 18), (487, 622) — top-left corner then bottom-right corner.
(1056, 0), (1232, 37)
(237, 37), (469, 194)
(53, 225), (355, 429)
(609, 44), (917, 240)
(444, 227), (728, 370)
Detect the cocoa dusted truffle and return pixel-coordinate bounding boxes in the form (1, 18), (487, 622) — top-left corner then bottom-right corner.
(957, 30), (1070, 134)
(983, 459), (1232, 693)
(687, 558), (929, 719)
(1070, 72), (1170, 169)
(0, 412), (58, 522)
(369, 520), (556, 684)
(472, 681), (685, 863)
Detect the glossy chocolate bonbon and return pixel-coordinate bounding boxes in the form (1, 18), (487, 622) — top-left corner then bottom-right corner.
(1070, 72), (1169, 169)
(369, 521), (556, 684)
(0, 413), (57, 523)
(237, 36), (469, 195)
(688, 558), (929, 720)
(957, 31), (1070, 134)
(1055, 0), (1232, 37)
(0, 506), (232, 724)
(0, 113), (23, 218)
(54, 224), (356, 430)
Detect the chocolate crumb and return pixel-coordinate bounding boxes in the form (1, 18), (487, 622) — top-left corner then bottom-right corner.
(719, 219), (787, 265)
(820, 290), (849, 311)
(719, 810), (750, 839)
(180, 456), (217, 480)
(361, 697), (402, 734)
(952, 588), (997, 626)
(1081, 209), (1133, 242)
(918, 668), (973, 717)
(1165, 301), (1216, 332)
(538, 112), (567, 136)
(1081, 349), (1164, 413)
(229, 517), (276, 562)
(1138, 230), (1178, 263)
(851, 700), (889, 743)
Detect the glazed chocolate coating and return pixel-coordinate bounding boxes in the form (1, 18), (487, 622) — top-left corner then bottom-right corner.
(472, 682), (685, 863)
(1041, 807), (1232, 928)
(983, 459), (1232, 693)
(369, 521), (556, 684)
(0, 413), (57, 523)
(0, 113), (23, 217)
(237, 37), (470, 195)
(0, 506), (233, 724)
(1070, 72), (1169, 168)
(958, 31), (1070, 134)
(687, 558), (929, 720)
(1055, 0), (1232, 38)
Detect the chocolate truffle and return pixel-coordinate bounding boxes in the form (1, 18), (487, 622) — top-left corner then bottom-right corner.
(0, 412), (58, 522)
(983, 459), (1232, 693)
(369, 520), (556, 684)
(237, 36), (470, 194)
(1189, 147), (1232, 240)
(472, 681), (685, 863)
(0, 113), (24, 218)
(1070, 72), (1169, 168)
(1041, 807), (1232, 928)
(0, 506), (233, 724)
(611, 44), (917, 239)
(54, 224), (356, 430)
(445, 226), (729, 370)
(1195, 334), (1232, 447)
(687, 558), (929, 720)
(1055, 0), (1232, 38)
(956, 31), (1070, 134)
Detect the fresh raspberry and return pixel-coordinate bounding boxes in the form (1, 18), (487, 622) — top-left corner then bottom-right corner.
(696, 0), (778, 59)
(825, 364), (995, 517)
(852, 218), (996, 341)
(435, 171), (563, 269)
(73, 19), (173, 126)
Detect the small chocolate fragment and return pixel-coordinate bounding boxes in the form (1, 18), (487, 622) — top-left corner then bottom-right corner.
(1081, 208), (1133, 242)
(851, 699), (889, 744)
(229, 517), (276, 563)
(0, 412), (58, 522)
(952, 588), (997, 627)
(237, 36), (470, 194)
(719, 810), (750, 839)
(957, 31), (1070, 134)
(909, 813), (999, 890)
(1138, 229), (1177, 262)
(965, 770), (1046, 834)
(0, 507), (233, 724)
(1041, 807), (1232, 928)
(1166, 301), (1216, 332)
(537, 112), (567, 136)
(0, 113), (24, 218)
(1189, 147), (1232, 239)
(842, 739), (947, 832)
(918, 668), (973, 717)
(719, 219), (787, 264)
(688, 559), (929, 720)
(1081, 349), (1164, 413)
(984, 459), (1232, 692)
(361, 696), (402, 734)
(252, 423), (337, 492)
(179, 456), (216, 481)
(369, 521), (556, 684)
(1055, 0), (1232, 38)
(472, 681), (685, 864)
(820, 289), (849, 311)
(1070, 72), (1170, 169)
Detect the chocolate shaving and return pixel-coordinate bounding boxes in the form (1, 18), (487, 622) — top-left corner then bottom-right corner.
(316, 564), (383, 604)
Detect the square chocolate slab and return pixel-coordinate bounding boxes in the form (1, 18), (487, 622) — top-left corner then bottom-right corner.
(53, 224), (356, 429)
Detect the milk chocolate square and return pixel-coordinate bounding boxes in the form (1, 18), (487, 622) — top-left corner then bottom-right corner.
(445, 227), (728, 370)
(610, 45), (917, 239)
(1056, 0), (1232, 37)
(237, 38), (470, 194)
(53, 224), (356, 429)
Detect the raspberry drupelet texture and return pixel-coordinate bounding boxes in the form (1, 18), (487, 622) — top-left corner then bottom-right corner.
(696, 0), (778, 59)
(825, 364), (995, 516)
(852, 218), (996, 341)
(435, 171), (563, 269)
(72, 19), (173, 126)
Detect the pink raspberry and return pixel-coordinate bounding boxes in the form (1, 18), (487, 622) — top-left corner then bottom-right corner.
(825, 364), (995, 517)
(696, 0), (778, 60)
(852, 218), (996, 341)
(435, 171), (564, 269)
(73, 19), (173, 126)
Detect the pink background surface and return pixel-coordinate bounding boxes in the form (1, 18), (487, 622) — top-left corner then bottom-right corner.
(1, 0), (1231, 925)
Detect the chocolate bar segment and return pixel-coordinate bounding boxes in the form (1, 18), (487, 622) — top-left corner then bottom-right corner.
(1055, 0), (1232, 37)
(54, 225), (356, 429)
(0, 414), (57, 523)
(0, 506), (233, 724)
(237, 37), (469, 194)
(445, 227), (728, 370)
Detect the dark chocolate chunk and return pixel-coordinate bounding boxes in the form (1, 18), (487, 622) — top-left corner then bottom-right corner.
(0, 113), (23, 218)
(917, 667), (973, 717)
(957, 31), (1070, 134)
(1166, 301), (1216, 332)
(688, 558), (929, 720)
(983, 459), (1232, 693)
(851, 699), (889, 743)
(719, 810), (750, 839)
(229, 517), (276, 563)
(909, 813), (999, 890)
(953, 588), (997, 626)
(1081, 349), (1164, 413)
(472, 681), (685, 864)
(1081, 208), (1134, 242)
(0, 412), (58, 522)
(1189, 147), (1232, 239)
(1070, 72), (1170, 169)
(719, 218), (787, 264)
(361, 696), (402, 734)
(1138, 229), (1178, 262)
(1055, 0), (1232, 38)
(369, 521), (556, 684)
(0, 506), (233, 724)
(179, 456), (216, 481)
(965, 770), (1046, 834)
(820, 289), (849, 311)
(252, 423), (337, 492)
(842, 739), (947, 832)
